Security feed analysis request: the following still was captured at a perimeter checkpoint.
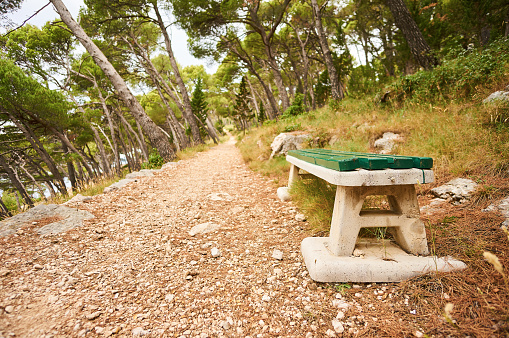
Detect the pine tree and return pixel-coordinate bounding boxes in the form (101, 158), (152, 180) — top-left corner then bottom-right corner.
(233, 76), (253, 131)
(190, 76), (208, 137)
(257, 100), (266, 124)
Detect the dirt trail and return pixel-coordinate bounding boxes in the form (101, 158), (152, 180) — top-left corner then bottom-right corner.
(0, 138), (416, 337)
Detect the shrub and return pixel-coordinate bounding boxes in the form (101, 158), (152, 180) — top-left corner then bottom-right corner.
(282, 93), (305, 118)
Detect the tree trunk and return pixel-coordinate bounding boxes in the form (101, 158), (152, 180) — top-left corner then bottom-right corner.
(245, 76), (260, 117)
(50, 0), (175, 161)
(62, 142), (78, 191)
(123, 35), (191, 150)
(220, 36), (278, 118)
(288, 23), (315, 110)
(152, 3), (203, 145)
(0, 153), (34, 208)
(248, 4), (291, 112)
(118, 113), (148, 163)
(0, 197), (12, 218)
(90, 124), (111, 176)
(20, 167), (47, 202)
(119, 113), (141, 170)
(6, 112), (67, 195)
(310, 0), (345, 100)
(385, 0), (439, 70)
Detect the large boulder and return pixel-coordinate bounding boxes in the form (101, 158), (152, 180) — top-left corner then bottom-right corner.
(270, 132), (311, 159)
(0, 204), (94, 236)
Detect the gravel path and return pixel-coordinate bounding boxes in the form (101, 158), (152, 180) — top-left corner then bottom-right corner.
(0, 139), (415, 337)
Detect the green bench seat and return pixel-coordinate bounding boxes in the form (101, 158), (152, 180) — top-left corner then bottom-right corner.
(287, 149), (433, 171)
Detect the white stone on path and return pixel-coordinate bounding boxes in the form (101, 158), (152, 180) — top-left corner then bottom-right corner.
(189, 222), (220, 236)
(272, 249), (283, 261)
(132, 327), (150, 336)
(332, 319), (345, 333)
(295, 213), (306, 222)
(277, 187), (291, 202)
(211, 247), (221, 258)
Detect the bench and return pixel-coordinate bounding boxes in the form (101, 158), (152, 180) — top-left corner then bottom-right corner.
(285, 149), (466, 282)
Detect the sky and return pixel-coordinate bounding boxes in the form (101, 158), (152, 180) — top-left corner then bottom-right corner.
(6, 0), (217, 73)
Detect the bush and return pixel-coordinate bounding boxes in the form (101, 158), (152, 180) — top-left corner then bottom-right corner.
(393, 38), (509, 102)
(282, 93), (305, 118)
(141, 150), (164, 169)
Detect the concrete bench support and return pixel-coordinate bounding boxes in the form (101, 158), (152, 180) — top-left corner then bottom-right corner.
(328, 184), (428, 256)
(286, 156), (467, 282)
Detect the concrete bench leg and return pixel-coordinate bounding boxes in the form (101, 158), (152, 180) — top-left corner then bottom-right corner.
(327, 185), (429, 256)
(288, 164), (300, 188)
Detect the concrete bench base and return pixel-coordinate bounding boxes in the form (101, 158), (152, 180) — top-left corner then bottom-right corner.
(301, 237), (467, 283)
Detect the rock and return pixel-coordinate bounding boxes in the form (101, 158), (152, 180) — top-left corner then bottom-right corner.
(431, 178), (478, 202)
(63, 194), (92, 205)
(33, 264), (44, 270)
(483, 196), (509, 226)
(4, 305), (14, 313)
(353, 249), (365, 258)
(0, 204), (94, 237)
(295, 213), (306, 222)
(272, 249), (283, 261)
(211, 247), (221, 258)
(86, 311), (102, 320)
(332, 319), (344, 334)
(420, 198), (446, 215)
(374, 132), (403, 154)
(208, 193), (233, 201)
(0, 269), (10, 277)
(103, 178), (136, 193)
(189, 222), (221, 236)
(270, 132), (311, 159)
(277, 187), (291, 202)
(125, 170), (158, 179)
(219, 320), (231, 330)
(132, 327), (150, 336)
(161, 162), (178, 170)
(165, 294), (175, 303)
(329, 134), (341, 146)
(483, 90), (509, 104)
(262, 294), (270, 301)
(326, 328), (337, 337)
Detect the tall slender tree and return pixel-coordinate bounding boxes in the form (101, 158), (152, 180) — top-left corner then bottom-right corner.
(49, 0), (175, 161)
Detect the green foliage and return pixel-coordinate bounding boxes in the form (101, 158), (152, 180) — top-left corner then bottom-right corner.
(283, 123), (302, 132)
(314, 70), (330, 107)
(2, 191), (19, 212)
(257, 100), (266, 124)
(232, 76), (254, 131)
(282, 93), (305, 118)
(394, 39), (509, 102)
(191, 76), (209, 138)
(141, 150), (164, 169)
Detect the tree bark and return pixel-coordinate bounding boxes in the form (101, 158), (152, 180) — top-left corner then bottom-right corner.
(118, 113), (148, 163)
(288, 22), (315, 110)
(0, 153), (34, 208)
(90, 124), (111, 176)
(385, 0), (439, 70)
(220, 36), (278, 118)
(152, 3), (203, 145)
(5, 112), (67, 195)
(310, 0), (345, 100)
(123, 35), (190, 150)
(62, 142), (78, 191)
(50, 0), (175, 161)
